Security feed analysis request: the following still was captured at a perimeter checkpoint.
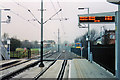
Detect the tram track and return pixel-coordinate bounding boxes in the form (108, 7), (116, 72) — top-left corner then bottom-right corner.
(0, 50), (56, 71)
(33, 54), (68, 80)
(0, 50), (60, 80)
(33, 53), (62, 80)
(0, 59), (31, 71)
(1, 60), (39, 80)
(0, 60), (21, 68)
(57, 60), (67, 80)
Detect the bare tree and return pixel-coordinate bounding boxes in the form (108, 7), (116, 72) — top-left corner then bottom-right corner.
(2, 33), (9, 40)
(75, 29), (99, 47)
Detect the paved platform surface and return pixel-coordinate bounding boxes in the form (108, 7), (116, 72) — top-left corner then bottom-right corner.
(40, 60), (63, 78)
(69, 59), (115, 78)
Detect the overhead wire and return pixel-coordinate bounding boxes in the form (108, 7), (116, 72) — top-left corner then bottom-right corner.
(12, 0), (41, 24)
(49, 0), (69, 44)
(11, 11), (37, 27)
(56, 0), (82, 40)
(43, 9), (62, 24)
(49, 0), (62, 40)
(50, 0), (57, 12)
(49, 0), (62, 21)
(0, 4), (37, 27)
(13, 0), (29, 10)
(12, 0), (63, 25)
(56, 0), (62, 9)
(4, 0), (66, 41)
(56, 0), (64, 20)
(28, 9), (41, 24)
(55, 0), (66, 35)
(0, 1), (60, 42)
(49, 0), (66, 35)
(13, 0), (63, 40)
(12, 0), (61, 40)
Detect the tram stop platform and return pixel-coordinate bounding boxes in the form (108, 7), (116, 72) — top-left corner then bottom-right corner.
(0, 59), (119, 79)
(69, 59), (117, 79)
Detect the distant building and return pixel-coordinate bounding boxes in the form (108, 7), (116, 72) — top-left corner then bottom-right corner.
(43, 40), (56, 48)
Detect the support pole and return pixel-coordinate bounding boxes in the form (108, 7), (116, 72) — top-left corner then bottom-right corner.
(0, 10), (1, 60)
(0, 10), (1, 41)
(115, 5), (120, 79)
(87, 8), (90, 61)
(58, 29), (60, 52)
(81, 47), (83, 58)
(39, 0), (44, 67)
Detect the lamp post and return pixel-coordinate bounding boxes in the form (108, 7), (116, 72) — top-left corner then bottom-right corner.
(78, 8), (90, 61)
(0, 9), (10, 40)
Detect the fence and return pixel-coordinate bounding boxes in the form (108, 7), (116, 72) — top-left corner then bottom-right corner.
(10, 50), (39, 59)
(91, 45), (115, 75)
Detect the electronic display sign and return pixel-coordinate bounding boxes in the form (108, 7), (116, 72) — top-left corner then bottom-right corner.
(79, 16), (115, 23)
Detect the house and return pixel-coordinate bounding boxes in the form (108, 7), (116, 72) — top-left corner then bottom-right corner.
(94, 30), (115, 45)
(102, 30), (115, 45)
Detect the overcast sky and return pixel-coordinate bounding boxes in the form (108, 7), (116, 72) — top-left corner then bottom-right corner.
(0, 0), (118, 43)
